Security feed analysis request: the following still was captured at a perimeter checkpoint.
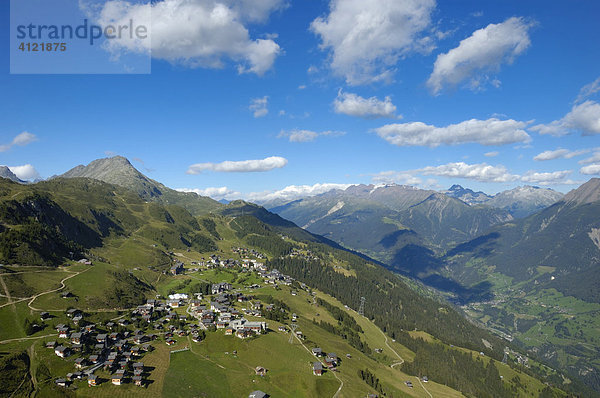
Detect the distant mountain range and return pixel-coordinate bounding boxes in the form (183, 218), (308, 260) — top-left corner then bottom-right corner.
(448, 178), (600, 303)
(264, 182), (562, 271)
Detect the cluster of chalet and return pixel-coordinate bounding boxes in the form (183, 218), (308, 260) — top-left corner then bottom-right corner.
(170, 249), (268, 275)
(287, 248), (320, 261)
(49, 310), (155, 388)
(185, 289), (268, 339)
(169, 261), (184, 275)
(311, 349), (339, 375)
(232, 247), (266, 259)
(258, 268), (293, 286)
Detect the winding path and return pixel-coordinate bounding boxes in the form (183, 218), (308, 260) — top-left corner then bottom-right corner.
(290, 327), (344, 398)
(27, 267), (91, 311)
(378, 327), (433, 397)
(416, 376), (433, 398)
(378, 327), (404, 368)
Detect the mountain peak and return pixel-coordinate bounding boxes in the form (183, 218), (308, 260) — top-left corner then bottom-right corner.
(443, 184), (491, 205)
(60, 156), (222, 214)
(563, 178), (600, 206)
(0, 166), (25, 183)
(61, 156), (161, 198)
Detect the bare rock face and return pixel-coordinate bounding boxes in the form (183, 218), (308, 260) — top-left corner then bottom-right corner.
(0, 166), (24, 183)
(563, 178), (600, 206)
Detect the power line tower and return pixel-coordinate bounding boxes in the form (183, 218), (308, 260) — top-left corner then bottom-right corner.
(358, 296), (366, 317)
(289, 323), (298, 344)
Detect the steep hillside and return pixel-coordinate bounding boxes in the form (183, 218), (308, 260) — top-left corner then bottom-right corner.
(0, 177), (219, 266)
(61, 156), (222, 215)
(397, 193), (513, 248)
(447, 180), (600, 303)
(441, 179), (600, 391)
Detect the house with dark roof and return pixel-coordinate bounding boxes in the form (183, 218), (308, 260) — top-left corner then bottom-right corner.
(248, 391), (268, 398)
(313, 362), (323, 376)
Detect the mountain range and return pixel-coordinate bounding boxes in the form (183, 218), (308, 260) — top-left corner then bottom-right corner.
(2, 158), (576, 397)
(1, 156), (598, 394)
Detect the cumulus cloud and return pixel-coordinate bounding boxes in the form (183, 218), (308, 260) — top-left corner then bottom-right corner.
(579, 151), (600, 165)
(531, 100), (600, 136)
(0, 132), (37, 152)
(369, 162), (579, 187)
(333, 91), (398, 119)
(88, 0), (283, 75)
(187, 156), (288, 174)
(311, 0), (436, 85)
(373, 118), (531, 147)
(8, 164), (40, 180)
(533, 148), (590, 161)
(370, 171), (423, 186)
(277, 129), (345, 143)
(249, 96), (269, 118)
(580, 164), (600, 175)
(418, 162), (518, 183)
(177, 186), (240, 200)
(247, 183), (352, 203)
(427, 17), (534, 95)
(520, 170), (573, 185)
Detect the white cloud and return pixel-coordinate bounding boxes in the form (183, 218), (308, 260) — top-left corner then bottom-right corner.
(187, 156), (288, 174)
(177, 186), (240, 200)
(369, 162), (582, 186)
(298, 85), (306, 90)
(333, 91), (398, 119)
(418, 162), (518, 183)
(373, 118), (531, 147)
(0, 131), (37, 152)
(580, 164), (600, 175)
(89, 0), (283, 75)
(531, 101), (600, 136)
(370, 171), (423, 186)
(576, 76), (600, 103)
(520, 170), (573, 185)
(580, 151), (600, 165)
(310, 0), (436, 85)
(247, 183), (352, 203)
(533, 148), (590, 161)
(8, 164), (40, 180)
(277, 129), (345, 143)
(249, 96), (269, 118)
(427, 17), (534, 95)
(484, 151), (499, 157)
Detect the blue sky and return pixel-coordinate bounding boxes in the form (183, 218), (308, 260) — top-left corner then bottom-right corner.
(1, 0), (600, 201)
